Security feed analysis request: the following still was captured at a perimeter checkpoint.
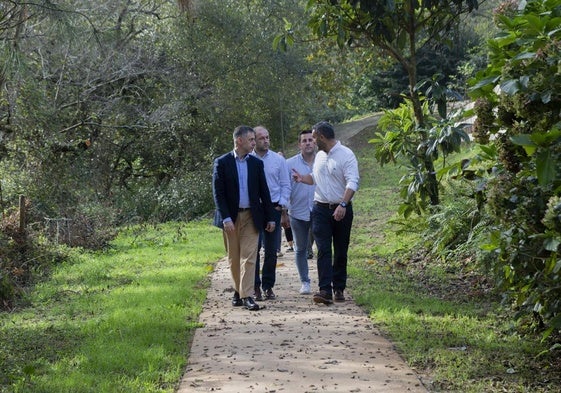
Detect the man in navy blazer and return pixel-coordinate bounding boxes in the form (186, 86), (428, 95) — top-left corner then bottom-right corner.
(213, 125), (276, 311)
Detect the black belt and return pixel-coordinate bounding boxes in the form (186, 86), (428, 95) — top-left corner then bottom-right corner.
(314, 201), (350, 210)
(238, 207), (251, 212)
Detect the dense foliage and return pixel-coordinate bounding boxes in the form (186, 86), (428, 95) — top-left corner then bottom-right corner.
(0, 1), (335, 228)
(468, 0), (561, 334)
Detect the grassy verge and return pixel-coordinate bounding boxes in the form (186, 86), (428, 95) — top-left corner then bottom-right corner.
(0, 222), (224, 393)
(346, 127), (561, 392)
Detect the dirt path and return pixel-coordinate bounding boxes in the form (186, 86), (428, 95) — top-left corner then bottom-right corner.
(177, 251), (427, 392)
(177, 116), (427, 392)
(334, 114), (381, 144)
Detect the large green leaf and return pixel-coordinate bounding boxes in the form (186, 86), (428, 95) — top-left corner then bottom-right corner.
(511, 134), (537, 155)
(529, 128), (561, 145)
(512, 51), (536, 61)
(501, 79), (522, 95)
(536, 148), (557, 185)
(543, 237), (560, 252)
(470, 75), (500, 90)
(525, 14), (545, 33)
(495, 32), (518, 47)
(541, 91), (552, 103)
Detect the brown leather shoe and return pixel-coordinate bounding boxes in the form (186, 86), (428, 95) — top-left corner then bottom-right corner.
(264, 288), (276, 300)
(313, 290), (333, 305)
(334, 289), (345, 302)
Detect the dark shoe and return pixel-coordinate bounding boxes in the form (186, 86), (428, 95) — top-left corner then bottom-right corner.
(334, 289), (345, 302)
(232, 291), (243, 307)
(264, 288), (276, 300)
(313, 290), (333, 305)
(254, 287), (263, 301)
(242, 297), (260, 311)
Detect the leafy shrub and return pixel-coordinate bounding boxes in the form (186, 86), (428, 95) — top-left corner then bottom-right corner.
(425, 184), (483, 257)
(116, 170), (214, 223)
(469, 0), (561, 335)
(371, 97), (470, 217)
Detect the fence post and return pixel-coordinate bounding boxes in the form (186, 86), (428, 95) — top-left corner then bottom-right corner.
(19, 195), (26, 236)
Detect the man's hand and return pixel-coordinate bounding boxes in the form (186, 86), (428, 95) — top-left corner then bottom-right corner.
(292, 168), (313, 185)
(281, 211), (290, 228)
(332, 205), (346, 222)
(223, 221), (235, 232)
(265, 222), (276, 232)
(291, 168), (302, 183)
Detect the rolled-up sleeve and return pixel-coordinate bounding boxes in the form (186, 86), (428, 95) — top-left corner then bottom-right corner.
(344, 153), (360, 192)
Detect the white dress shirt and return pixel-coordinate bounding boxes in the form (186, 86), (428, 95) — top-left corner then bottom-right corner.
(312, 141), (359, 204)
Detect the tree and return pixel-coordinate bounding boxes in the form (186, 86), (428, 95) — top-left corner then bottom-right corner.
(1, 1), (194, 216)
(278, 0), (481, 206)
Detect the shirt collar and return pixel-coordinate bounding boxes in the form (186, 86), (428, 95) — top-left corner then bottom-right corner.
(327, 141), (342, 155)
(252, 149), (269, 159)
(234, 150), (248, 160)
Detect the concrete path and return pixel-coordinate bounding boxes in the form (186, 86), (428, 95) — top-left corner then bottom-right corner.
(177, 249), (428, 393)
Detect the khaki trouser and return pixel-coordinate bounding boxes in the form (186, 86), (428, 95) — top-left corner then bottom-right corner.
(224, 210), (258, 298)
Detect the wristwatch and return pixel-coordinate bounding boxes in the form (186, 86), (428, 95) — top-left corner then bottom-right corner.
(340, 201), (348, 208)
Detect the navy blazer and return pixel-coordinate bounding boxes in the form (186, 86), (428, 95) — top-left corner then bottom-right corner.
(212, 151), (274, 230)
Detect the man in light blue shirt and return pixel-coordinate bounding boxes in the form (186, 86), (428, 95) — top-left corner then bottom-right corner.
(286, 130), (316, 295)
(212, 126), (276, 311)
(252, 125), (291, 300)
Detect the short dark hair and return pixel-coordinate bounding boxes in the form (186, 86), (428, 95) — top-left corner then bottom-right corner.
(312, 121), (335, 139)
(233, 125), (254, 140)
(298, 129), (312, 142)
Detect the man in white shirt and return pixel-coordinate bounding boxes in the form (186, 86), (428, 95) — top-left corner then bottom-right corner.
(291, 121), (360, 304)
(252, 125), (291, 300)
(286, 130), (316, 295)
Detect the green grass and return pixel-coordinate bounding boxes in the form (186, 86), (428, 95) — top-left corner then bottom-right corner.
(0, 222), (224, 393)
(348, 258), (556, 392)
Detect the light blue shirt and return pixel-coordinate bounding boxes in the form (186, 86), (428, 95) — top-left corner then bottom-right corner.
(252, 150), (291, 207)
(235, 150), (250, 209)
(286, 153), (315, 221)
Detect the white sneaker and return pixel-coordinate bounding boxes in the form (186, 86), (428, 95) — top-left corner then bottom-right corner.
(299, 282), (311, 294)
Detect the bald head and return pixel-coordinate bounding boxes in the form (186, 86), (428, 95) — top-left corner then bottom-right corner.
(254, 125), (271, 156)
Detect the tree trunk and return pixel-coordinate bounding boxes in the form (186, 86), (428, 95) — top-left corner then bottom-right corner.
(407, 63), (440, 206)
